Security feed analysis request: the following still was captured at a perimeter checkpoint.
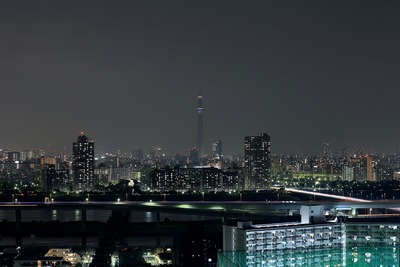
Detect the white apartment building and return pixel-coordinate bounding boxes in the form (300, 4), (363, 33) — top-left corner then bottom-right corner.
(222, 205), (345, 266)
(221, 205), (400, 267)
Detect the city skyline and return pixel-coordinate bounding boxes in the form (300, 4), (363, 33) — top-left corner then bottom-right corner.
(1, 1), (400, 155)
(0, 132), (398, 158)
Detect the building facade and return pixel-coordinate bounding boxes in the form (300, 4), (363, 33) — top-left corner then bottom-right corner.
(149, 166), (243, 192)
(72, 132), (94, 191)
(221, 206), (400, 267)
(244, 133), (271, 189)
(223, 206), (344, 266)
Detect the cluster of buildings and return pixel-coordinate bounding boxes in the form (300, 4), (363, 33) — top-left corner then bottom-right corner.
(0, 130), (271, 193)
(272, 146), (398, 184)
(1, 129), (400, 194)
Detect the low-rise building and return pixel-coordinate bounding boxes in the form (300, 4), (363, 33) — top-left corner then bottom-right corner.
(13, 247), (81, 267)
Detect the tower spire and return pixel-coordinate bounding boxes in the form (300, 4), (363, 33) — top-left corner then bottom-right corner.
(196, 74), (204, 157)
(198, 72), (202, 95)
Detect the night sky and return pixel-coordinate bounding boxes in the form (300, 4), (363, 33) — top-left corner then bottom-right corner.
(1, 1), (400, 156)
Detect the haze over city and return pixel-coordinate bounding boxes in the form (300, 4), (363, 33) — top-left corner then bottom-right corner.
(1, 1), (400, 155)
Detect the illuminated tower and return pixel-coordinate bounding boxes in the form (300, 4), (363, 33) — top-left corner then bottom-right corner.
(244, 133), (271, 189)
(197, 89), (204, 157)
(72, 132), (94, 191)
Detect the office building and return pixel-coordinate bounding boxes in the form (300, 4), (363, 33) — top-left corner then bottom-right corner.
(244, 133), (271, 189)
(72, 132), (94, 191)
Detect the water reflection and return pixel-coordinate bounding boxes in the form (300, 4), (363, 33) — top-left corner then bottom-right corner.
(51, 210), (57, 220)
(144, 211), (153, 222)
(0, 210), (210, 222)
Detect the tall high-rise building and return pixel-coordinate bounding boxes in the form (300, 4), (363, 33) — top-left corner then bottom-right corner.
(7, 151), (20, 163)
(196, 90), (204, 157)
(7, 151), (21, 169)
(72, 132), (94, 191)
(366, 155), (374, 182)
(244, 133), (271, 189)
(212, 139), (222, 159)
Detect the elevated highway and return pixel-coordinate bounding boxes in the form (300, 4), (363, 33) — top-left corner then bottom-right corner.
(2, 189), (400, 249)
(0, 188), (398, 227)
(1, 198), (399, 217)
